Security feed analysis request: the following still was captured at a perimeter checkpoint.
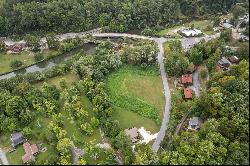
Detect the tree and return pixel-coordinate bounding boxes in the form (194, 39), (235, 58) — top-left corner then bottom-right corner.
(90, 117), (99, 128)
(0, 41), (6, 52)
(46, 34), (60, 50)
(24, 35), (41, 52)
(200, 68), (208, 79)
(213, 16), (221, 27)
(190, 47), (203, 65)
(220, 29), (232, 42)
(34, 53), (44, 62)
(232, 5), (245, 20)
(134, 144), (159, 165)
(165, 51), (190, 77)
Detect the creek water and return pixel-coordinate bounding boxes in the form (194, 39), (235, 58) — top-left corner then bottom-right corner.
(0, 43), (97, 80)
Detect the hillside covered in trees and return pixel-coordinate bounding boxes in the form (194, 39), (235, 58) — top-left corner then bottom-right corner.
(0, 0), (242, 36)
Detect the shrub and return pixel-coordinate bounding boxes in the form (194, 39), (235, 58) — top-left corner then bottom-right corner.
(200, 68), (208, 79)
(10, 60), (23, 69)
(0, 41), (6, 52)
(34, 53), (44, 62)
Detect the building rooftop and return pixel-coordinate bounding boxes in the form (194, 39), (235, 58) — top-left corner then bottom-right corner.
(222, 22), (233, 29)
(10, 132), (25, 148)
(180, 28), (203, 37)
(22, 142), (39, 163)
(184, 88), (192, 99)
(181, 74), (193, 84)
(124, 127), (140, 143)
(188, 117), (202, 131)
(218, 57), (231, 66)
(227, 56), (240, 64)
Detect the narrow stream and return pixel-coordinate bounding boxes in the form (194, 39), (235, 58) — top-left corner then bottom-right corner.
(0, 43), (97, 80)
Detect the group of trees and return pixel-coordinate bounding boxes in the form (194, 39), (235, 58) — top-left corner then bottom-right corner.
(161, 27), (249, 165)
(164, 40), (191, 77)
(0, 0), (180, 36)
(121, 41), (159, 67)
(0, 0), (240, 36)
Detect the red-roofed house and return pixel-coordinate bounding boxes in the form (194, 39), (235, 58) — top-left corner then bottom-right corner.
(184, 88), (193, 99)
(22, 142), (39, 164)
(181, 74), (193, 85)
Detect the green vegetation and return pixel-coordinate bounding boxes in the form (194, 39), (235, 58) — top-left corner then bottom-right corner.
(34, 73), (80, 90)
(106, 65), (164, 125)
(7, 146), (24, 165)
(10, 59), (23, 69)
(158, 19), (215, 37)
(0, 0), (236, 36)
(0, 50), (58, 74)
(163, 40), (190, 77)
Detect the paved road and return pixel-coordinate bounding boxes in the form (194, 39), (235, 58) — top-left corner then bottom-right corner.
(190, 70), (200, 97)
(0, 148), (9, 165)
(152, 38), (171, 152)
(1, 30), (220, 153)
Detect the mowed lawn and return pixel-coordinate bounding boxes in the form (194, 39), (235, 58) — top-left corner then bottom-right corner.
(0, 51), (35, 74)
(34, 72), (80, 89)
(0, 50), (58, 75)
(106, 65), (165, 133)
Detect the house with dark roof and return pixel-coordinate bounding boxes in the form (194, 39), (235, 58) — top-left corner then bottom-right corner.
(180, 74), (193, 85)
(22, 142), (39, 164)
(124, 127), (141, 143)
(10, 132), (25, 148)
(184, 88), (193, 99)
(218, 57), (231, 69)
(187, 117), (202, 131)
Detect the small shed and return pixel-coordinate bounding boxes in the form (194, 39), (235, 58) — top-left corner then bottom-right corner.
(222, 22), (233, 29)
(218, 57), (231, 68)
(124, 127), (140, 143)
(10, 132), (25, 148)
(181, 74), (193, 85)
(188, 117), (202, 131)
(184, 88), (192, 99)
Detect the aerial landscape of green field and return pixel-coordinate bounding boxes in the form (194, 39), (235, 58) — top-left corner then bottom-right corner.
(0, 0), (249, 165)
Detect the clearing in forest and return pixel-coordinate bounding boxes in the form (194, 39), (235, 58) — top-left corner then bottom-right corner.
(106, 65), (165, 133)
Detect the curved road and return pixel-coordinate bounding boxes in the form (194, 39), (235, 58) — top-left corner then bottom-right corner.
(2, 30), (220, 153)
(92, 33), (171, 152)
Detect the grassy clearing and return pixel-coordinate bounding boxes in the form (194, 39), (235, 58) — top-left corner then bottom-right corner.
(113, 107), (160, 133)
(106, 65), (165, 132)
(158, 19), (215, 37)
(34, 72), (80, 89)
(0, 50), (58, 75)
(6, 146), (24, 165)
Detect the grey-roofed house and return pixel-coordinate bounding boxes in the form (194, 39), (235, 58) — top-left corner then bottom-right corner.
(124, 127), (141, 143)
(222, 22), (233, 29)
(218, 57), (231, 68)
(188, 117), (202, 131)
(10, 132), (25, 148)
(239, 35), (249, 42)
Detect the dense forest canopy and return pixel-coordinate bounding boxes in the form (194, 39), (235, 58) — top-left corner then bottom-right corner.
(0, 0), (245, 36)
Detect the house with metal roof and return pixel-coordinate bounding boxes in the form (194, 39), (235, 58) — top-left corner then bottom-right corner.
(10, 132), (25, 148)
(218, 56), (231, 69)
(187, 117), (202, 131)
